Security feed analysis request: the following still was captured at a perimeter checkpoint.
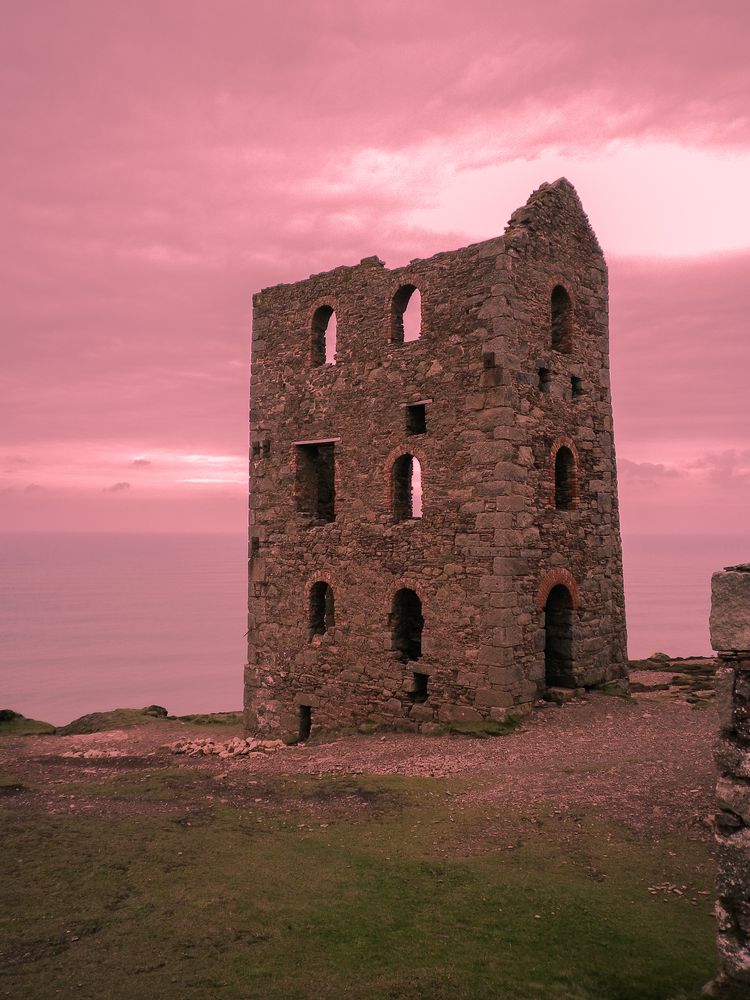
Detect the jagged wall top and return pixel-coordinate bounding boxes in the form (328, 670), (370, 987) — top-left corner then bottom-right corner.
(255, 178), (601, 299)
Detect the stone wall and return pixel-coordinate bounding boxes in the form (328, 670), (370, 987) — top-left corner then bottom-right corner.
(245, 178), (628, 740)
(707, 564), (750, 997)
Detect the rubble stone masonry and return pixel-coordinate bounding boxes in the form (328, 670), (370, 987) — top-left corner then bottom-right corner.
(708, 564), (750, 997)
(244, 178), (628, 740)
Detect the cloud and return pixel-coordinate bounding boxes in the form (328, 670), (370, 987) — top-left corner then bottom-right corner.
(1, 2), (748, 537)
(24, 483), (45, 494)
(618, 460), (684, 483)
(609, 251), (750, 459)
(689, 450), (750, 487)
(2, 455), (27, 473)
(104, 482), (131, 493)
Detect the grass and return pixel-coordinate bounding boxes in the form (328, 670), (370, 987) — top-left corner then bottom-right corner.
(444, 716), (523, 737)
(53, 708), (245, 736)
(598, 683), (632, 700)
(0, 769), (716, 1000)
(0, 710), (56, 736)
(175, 712), (244, 726)
(54, 708), (170, 735)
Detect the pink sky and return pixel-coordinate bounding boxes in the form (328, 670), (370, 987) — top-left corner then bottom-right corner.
(2, 0), (749, 536)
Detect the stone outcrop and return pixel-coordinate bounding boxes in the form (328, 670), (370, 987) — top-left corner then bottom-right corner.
(706, 564), (750, 997)
(170, 736), (287, 758)
(245, 178), (628, 741)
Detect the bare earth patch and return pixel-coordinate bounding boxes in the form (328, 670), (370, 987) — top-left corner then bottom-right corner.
(0, 691), (716, 837)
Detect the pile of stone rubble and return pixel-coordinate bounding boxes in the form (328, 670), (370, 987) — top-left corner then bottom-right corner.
(169, 735), (290, 758)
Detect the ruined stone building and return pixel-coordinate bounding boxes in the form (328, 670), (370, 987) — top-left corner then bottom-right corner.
(245, 178), (628, 739)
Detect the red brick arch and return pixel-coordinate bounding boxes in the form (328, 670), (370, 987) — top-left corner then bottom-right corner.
(382, 577), (428, 619)
(306, 295), (340, 327)
(546, 274), (576, 305)
(536, 568), (581, 610)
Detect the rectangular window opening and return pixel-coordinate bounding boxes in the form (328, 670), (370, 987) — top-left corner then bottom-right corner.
(482, 351), (496, 370)
(295, 443), (335, 524)
(408, 672), (429, 703)
(251, 442), (262, 458)
(405, 403), (427, 435)
(262, 439), (271, 456)
(250, 536), (260, 558)
(298, 705), (312, 742)
(538, 368), (552, 393)
(571, 376), (584, 398)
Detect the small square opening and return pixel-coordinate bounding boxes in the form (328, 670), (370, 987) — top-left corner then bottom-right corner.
(405, 403), (427, 435)
(298, 705), (312, 742)
(408, 672), (429, 703)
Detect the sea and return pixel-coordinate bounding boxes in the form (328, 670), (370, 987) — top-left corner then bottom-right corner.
(1, 532), (747, 726)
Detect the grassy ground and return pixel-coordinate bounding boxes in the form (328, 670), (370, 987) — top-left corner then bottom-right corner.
(0, 712), (55, 736)
(1, 764), (715, 1000)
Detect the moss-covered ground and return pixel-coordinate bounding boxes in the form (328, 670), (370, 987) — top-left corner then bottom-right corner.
(1, 763), (715, 1000)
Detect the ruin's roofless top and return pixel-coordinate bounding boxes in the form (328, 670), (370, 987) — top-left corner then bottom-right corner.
(255, 178), (600, 296)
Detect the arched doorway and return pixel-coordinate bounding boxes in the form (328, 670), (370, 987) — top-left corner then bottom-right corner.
(390, 588), (423, 662)
(545, 584), (574, 687)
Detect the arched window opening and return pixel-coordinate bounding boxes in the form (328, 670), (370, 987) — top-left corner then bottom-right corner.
(309, 581), (334, 638)
(311, 305), (337, 366)
(390, 588), (423, 662)
(554, 446), (576, 510)
(551, 285), (572, 354)
(544, 585), (574, 687)
(391, 285), (421, 344)
(393, 454), (422, 521)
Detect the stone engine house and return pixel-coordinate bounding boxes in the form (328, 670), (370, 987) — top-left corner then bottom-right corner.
(245, 178), (628, 739)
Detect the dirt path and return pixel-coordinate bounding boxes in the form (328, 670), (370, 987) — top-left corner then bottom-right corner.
(1, 689), (716, 839)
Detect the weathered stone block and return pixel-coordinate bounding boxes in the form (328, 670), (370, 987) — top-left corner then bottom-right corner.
(438, 704), (482, 723)
(717, 738), (750, 780)
(474, 687), (514, 708)
(712, 568), (750, 651)
(717, 666), (739, 735)
(717, 776), (750, 826)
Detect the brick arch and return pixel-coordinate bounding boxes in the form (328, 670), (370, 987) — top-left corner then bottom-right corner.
(306, 295), (341, 327)
(548, 436), (580, 509)
(536, 568), (581, 610)
(383, 443), (428, 517)
(545, 273), (576, 305)
(381, 577), (428, 619)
